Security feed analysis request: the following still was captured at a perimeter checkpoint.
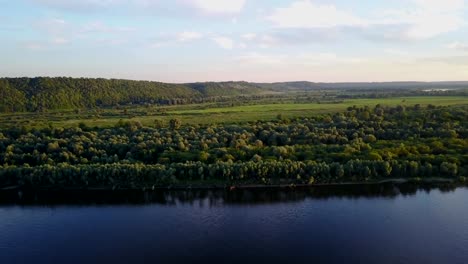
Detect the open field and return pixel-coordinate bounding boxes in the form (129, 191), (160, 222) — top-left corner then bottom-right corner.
(1, 96), (466, 129)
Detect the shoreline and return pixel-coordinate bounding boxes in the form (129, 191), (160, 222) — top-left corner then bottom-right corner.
(0, 177), (461, 192)
(1, 178), (465, 205)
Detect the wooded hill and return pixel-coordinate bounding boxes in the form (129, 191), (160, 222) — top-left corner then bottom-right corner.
(0, 77), (266, 112)
(1, 77), (467, 112)
(257, 81), (468, 91)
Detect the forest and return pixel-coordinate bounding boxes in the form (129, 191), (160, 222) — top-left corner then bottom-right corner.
(0, 101), (466, 189)
(0, 77), (266, 112)
(1, 77), (467, 112)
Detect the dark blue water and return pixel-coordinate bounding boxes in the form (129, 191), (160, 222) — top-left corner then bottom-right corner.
(1, 185), (468, 264)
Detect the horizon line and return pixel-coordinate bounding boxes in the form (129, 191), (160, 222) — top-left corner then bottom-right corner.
(2, 76), (468, 85)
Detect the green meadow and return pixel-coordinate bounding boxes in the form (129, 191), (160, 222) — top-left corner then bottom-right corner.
(1, 96), (466, 129)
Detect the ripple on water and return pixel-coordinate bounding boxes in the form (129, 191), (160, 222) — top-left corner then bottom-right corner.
(1, 187), (468, 263)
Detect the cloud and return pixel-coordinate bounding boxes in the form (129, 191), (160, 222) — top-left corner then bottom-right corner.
(265, 0), (466, 42)
(177, 31), (203, 42)
(51, 37), (70, 45)
(212, 36), (234, 50)
(29, 0), (122, 12)
(22, 41), (44, 50)
(35, 18), (67, 34)
(267, 1), (366, 28)
(79, 21), (135, 33)
(148, 31), (205, 48)
(184, 0), (246, 15)
(447, 42), (468, 51)
(378, 0), (465, 40)
(235, 52), (363, 67)
(235, 52), (287, 65)
(239, 28), (341, 48)
(29, 18), (140, 48)
(298, 53), (364, 66)
(241, 33), (256, 40)
(420, 55), (468, 65)
(29, 0), (247, 16)
(412, 0), (464, 12)
(268, 28), (339, 45)
(383, 48), (410, 56)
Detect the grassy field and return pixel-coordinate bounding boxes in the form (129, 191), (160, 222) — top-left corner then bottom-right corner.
(1, 96), (466, 129)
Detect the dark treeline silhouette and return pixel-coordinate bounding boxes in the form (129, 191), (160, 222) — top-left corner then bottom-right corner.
(0, 183), (461, 205)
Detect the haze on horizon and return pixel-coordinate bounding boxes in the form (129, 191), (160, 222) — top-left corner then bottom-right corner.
(1, 0), (468, 83)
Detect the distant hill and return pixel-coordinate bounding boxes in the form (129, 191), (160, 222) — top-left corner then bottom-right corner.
(188, 81), (264, 96)
(259, 81), (468, 91)
(1, 77), (467, 112)
(0, 77), (265, 112)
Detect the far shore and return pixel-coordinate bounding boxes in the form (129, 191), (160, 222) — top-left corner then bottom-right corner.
(0, 177), (462, 192)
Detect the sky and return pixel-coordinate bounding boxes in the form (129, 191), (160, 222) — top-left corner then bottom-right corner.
(1, 0), (468, 83)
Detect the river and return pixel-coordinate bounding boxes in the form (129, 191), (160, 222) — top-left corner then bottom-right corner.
(1, 184), (468, 263)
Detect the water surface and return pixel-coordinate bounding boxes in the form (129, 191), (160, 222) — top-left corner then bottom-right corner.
(1, 184), (468, 264)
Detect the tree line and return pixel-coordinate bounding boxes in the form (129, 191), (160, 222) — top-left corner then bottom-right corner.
(0, 104), (466, 188)
(0, 77), (264, 112)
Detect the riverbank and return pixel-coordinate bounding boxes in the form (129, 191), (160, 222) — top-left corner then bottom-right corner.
(0, 177), (462, 192)
(0, 179), (466, 206)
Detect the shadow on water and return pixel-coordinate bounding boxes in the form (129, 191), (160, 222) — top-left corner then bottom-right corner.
(0, 182), (465, 206)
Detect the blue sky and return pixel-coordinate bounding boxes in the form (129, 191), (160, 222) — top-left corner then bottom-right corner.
(1, 0), (468, 82)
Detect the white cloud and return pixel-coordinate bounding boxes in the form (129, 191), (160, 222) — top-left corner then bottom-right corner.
(187, 0), (246, 14)
(51, 37), (70, 45)
(29, 0), (123, 12)
(295, 53), (364, 67)
(177, 31), (203, 42)
(236, 52), (287, 65)
(23, 42), (44, 50)
(384, 48), (410, 56)
(35, 18), (67, 34)
(241, 33), (256, 40)
(30, 17), (139, 48)
(80, 21), (135, 33)
(419, 55), (468, 65)
(265, 0), (466, 41)
(235, 52), (363, 67)
(212, 36), (234, 49)
(148, 31), (204, 47)
(30, 0), (247, 16)
(447, 41), (468, 51)
(412, 0), (464, 12)
(32, 18), (72, 46)
(379, 0), (465, 40)
(252, 34), (279, 49)
(267, 1), (366, 28)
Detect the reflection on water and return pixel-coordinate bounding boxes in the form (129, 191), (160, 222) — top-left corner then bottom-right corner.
(0, 182), (463, 205)
(1, 183), (468, 264)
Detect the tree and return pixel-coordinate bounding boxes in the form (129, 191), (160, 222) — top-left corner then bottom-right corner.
(440, 162), (458, 177)
(169, 119), (182, 130)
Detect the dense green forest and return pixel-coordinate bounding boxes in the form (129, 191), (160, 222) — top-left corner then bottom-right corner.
(0, 77), (264, 112)
(1, 77), (467, 112)
(1, 104), (466, 188)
